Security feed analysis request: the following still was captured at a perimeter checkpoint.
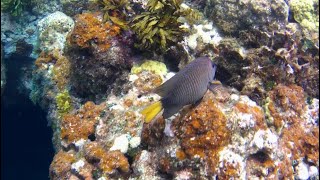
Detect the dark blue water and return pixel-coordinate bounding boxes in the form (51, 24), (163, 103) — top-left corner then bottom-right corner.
(1, 56), (54, 180)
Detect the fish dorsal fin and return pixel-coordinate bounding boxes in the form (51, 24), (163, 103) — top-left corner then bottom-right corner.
(153, 72), (183, 97)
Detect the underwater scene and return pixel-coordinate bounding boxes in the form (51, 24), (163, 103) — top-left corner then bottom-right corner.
(0, 0), (319, 179)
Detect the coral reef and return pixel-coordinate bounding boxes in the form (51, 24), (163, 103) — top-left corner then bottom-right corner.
(37, 11), (74, 53)
(185, 22), (222, 51)
(67, 12), (120, 53)
(65, 12), (134, 101)
(42, 60), (320, 179)
(84, 142), (130, 174)
(265, 84), (319, 178)
(61, 101), (104, 144)
(205, 0), (289, 35)
(61, 0), (99, 17)
(50, 150), (76, 179)
(3, 0), (317, 179)
(34, 49), (71, 90)
(210, 22), (319, 104)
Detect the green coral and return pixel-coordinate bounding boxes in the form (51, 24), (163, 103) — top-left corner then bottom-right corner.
(290, 0), (319, 31)
(131, 60), (167, 76)
(131, 0), (202, 52)
(56, 89), (73, 116)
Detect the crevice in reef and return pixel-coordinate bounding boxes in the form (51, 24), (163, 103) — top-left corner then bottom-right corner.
(1, 54), (54, 179)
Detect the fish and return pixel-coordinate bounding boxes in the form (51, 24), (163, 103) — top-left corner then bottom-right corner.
(140, 56), (219, 123)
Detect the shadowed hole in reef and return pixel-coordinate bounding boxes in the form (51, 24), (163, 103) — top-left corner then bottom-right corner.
(1, 55), (54, 180)
(249, 150), (270, 163)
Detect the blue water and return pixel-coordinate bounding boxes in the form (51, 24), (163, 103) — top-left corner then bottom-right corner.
(1, 56), (54, 180)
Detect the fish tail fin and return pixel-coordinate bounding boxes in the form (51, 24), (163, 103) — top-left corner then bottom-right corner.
(141, 101), (163, 123)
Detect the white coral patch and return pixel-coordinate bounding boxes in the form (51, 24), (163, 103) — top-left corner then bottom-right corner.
(37, 11), (74, 52)
(250, 129), (278, 156)
(309, 166), (319, 178)
(71, 159), (85, 172)
(186, 22), (222, 50)
(218, 149), (245, 178)
(237, 113), (255, 129)
(74, 139), (87, 149)
(110, 134), (129, 153)
(129, 137), (141, 148)
(296, 161), (310, 180)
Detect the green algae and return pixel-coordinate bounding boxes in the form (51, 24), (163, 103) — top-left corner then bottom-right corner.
(290, 0), (319, 31)
(56, 89), (73, 116)
(131, 60), (167, 76)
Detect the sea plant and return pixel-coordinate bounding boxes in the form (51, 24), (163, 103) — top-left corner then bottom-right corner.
(1, 0), (26, 16)
(1, 0), (42, 16)
(131, 0), (202, 52)
(97, 0), (131, 30)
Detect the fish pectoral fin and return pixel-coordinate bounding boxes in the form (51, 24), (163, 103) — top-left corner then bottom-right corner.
(208, 80), (222, 93)
(163, 104), (184, 119)
(192, 97), (203, 108)
(210, 80), (222, 85)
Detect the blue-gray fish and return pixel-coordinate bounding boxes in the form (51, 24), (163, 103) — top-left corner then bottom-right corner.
(141, 57), (218, 123)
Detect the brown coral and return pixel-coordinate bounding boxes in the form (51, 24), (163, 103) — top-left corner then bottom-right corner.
(234, 102), (267, 130)
(34, 50), (71, 90)
(266, 84), (319, 177)
(172, 92), (231, 174)
(141, 116), (165, 147)
(267, 84), (306, 129)
(35, 51), (56, 69)
(280, 125), (319, 164)
(133, 71), (163, 94)
(84, 142), (130, 174)
(52, 54), (71, 91)
(49, 150), (76, 179)
(67, 12), (120, 53)
(61, 101), (105, 143)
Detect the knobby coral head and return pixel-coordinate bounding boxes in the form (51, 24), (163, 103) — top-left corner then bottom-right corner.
(67, 12), (121, 53)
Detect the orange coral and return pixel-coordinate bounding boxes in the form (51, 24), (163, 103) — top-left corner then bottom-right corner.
(35, 51), (57, 68)
(61, 101), (105, 143)
(68, 12), (120, 52)
(234, 102), (267, 130)
(49, 150), (76, 179)
(84, 142), (129, 174)
(52, 54), (71, 91)
(176, 149), (186, 160)
(34, 50), (71, 90)
(133, 71), (163, 93)
(123, 110), (138, 135)
(172, 92), (231, 174)
(268, 84), (306, 129)
(218, 160), (241, 179)
(266, 84), (319, 177)
(246, 155), (277, 179)
(280, 125), (319, 164)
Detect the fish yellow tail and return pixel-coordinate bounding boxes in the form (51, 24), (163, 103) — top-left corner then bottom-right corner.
(141, 101), (163, 123)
